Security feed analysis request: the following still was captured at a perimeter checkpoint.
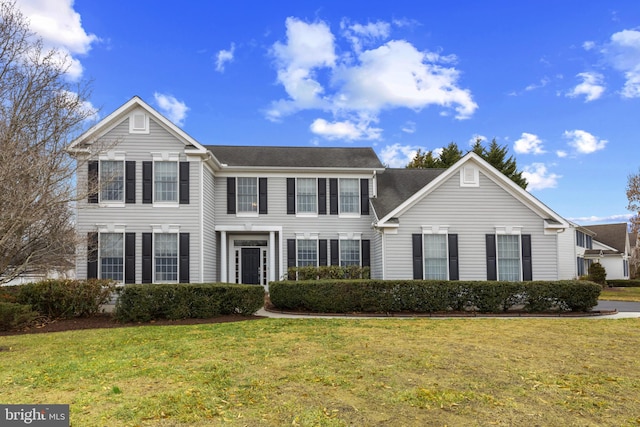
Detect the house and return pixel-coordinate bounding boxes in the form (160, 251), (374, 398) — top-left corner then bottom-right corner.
(581, 223), (631, 280)
(69, 96), (580, 286)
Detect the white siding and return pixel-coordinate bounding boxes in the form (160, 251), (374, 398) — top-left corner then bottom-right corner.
(557, 226), (577, 279)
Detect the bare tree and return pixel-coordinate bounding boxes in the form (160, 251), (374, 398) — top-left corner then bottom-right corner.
(0, 1), (95, 283)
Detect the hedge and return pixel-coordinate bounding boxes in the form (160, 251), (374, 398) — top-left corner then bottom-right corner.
(16, 279), (115, 319)
(114, 283), (265, 322)
(269, 280), (601, 314)
(0, 302), (38, 331)
(607, 279), (640, 287)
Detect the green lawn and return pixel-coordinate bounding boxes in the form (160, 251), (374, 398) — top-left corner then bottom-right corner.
(2, 318), (640, 426)
(600, 287), (640, 302)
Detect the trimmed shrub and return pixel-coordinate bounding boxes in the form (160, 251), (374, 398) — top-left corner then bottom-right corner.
(17, 279), (115, 319)
(286, 266), (370, 280)
(607, 279), (640, 287)
(588, 262), (607, 285)
(114, 283), (265, 322)
(0, 302), (38, 331)
(269, 279), (601, 314)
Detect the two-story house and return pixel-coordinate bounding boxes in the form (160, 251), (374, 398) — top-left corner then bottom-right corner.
(70, 96), (579, 287)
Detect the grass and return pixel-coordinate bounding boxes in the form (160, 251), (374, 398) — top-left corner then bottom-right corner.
(600, 287), (640, 302)
(2, 318), (640, 426)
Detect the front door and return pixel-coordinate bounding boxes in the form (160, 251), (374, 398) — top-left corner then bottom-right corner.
(241, 248), (261, 284)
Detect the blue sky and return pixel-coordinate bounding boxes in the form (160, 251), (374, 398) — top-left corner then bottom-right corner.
(15, 0), (640, 225)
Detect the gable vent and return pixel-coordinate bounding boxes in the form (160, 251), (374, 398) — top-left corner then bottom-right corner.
(130, 112), (149, 134)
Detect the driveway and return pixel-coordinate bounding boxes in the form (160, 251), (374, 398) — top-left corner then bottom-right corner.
(595, 300), (640, 312)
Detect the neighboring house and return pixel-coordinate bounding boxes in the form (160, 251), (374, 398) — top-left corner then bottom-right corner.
(572, 223), (597, 278)
(69, 96), (582, 287)
(582, 223), (631, 280)
(630, 232), (639, 279)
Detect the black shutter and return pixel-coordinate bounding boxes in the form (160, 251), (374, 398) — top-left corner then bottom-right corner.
(179, 233), (190, 283)
(88, 161), (98, 203)
(142, 161), (152, 204)
(448, 234), (459, 280)
(329, 178), (338, 215)
(125, 232), (135, 284)
(87, 232), (98, 279)
(360, 179), (369, 215)
(486, 234), (497, 281)
(227, 177), (236, 214)
(179, 162), (189, 204)
(287, 239), (296, 268)
(412, 234), (423, 280)
(318, 178), (326, 215)
(362, 239), (370, 267)
(319, 239), (328, 266)
(259, 177), (268, 214)
(521, 234), (532, 281)
(330, 239), (339, 266)
(142, 233), (152, 283)
(125, 161), (136, 204)
(286, 178), (295, 215)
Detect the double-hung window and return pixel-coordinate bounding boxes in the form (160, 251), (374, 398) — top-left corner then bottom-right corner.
(155, 233), (178, 282)
(424, 234), (448, 280)
(297, 178), (317, 214)
(340, 240), (361, 266)
(155, 161), (178, 202)
(297, 239), (318, 267)
(237, 177), (258, 213)
(100, 233), (124, 282)
(497, 234), (521, 281)
(339, 179), (359, 214)
(100, 161), (124, 202)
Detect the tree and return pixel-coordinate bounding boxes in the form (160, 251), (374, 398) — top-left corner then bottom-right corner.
(406, 137), (528, 189)
(627, 169), (640, 233)
(0, 1), (95, 283)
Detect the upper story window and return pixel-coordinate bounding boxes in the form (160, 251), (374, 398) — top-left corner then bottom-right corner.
(237, 177), (258, 213)
(154, 161), (178, 202)
(100, 161), (124, 202)
(339, 178), (359, 214)
(576, 230), (593, 249)
(100, 233), (124, 282)
(297, 178), (317, 214)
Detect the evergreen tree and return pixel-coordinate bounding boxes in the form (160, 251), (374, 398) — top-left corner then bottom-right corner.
(438, 142), (463, 167)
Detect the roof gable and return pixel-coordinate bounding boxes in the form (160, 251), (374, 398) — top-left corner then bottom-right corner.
(584, 223), (630, 254)
(68, 96), (208, 155)
(375, 152), (569, 229)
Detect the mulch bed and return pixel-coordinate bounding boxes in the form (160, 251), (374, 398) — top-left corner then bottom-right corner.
(0, 313), (265, 337)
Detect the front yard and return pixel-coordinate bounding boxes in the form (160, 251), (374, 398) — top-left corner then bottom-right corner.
(2, 318), (639, 426)
(600, 287), (640, 302)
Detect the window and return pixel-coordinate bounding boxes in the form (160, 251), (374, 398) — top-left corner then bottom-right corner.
(577, 230), (585, 247)
(297, 240), (317, 267)
(154, 162), (178, 202)
(339, 178), (359, 214)
(155, 233), (178, 282)
(340, 240), (360, 266)
(100, 233), (123, 281)
(297, 178), (317, 214)
(424, 234), (448, 280)
(100, 161), (124, 202)
(497, 234), (521, 281)
(237, 177), (258, 213)
(577, 256), (585, 277)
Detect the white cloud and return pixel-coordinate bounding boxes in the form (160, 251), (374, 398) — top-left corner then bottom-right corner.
(563, 129), (607, 154)
(583, 41), (595, 51)
(401, 121), (416, 134)
(604, 29), (640, 98)
(341, 19), (390, 53)
(379, 143), (421, 167)
(153, 93), (189, 126)
(568, 214), (632, 225)
(215, 43), (235, 72)
(556, 150), (568, 158)
(267, 17), (477, 138)
(566, 72), (605, 101)
(60, 89), (98, 122)
(514, 132), (545, 155)
(522, 163), (560, 191)
(525, 77), (550, 91)
(15, 0), (98, 79)
(310, 117), (382, 141)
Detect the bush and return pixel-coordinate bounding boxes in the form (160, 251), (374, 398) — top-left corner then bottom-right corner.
(114, 283), (265, 322)
(286, 266), (370, 280)
(16, 279), (115, 319)
(269, 280), (601, 314)
(0, 302), (38, 331)
(607, 279), (640, 287)
(588, 262), (607, 285)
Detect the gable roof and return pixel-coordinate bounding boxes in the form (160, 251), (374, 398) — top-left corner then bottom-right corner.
(372, 168), (446, 219)
(584, 223), (630, 254)
(67, 96), (208, 155)
(374, 152), (569, 229)
(207, 145), (385, 170)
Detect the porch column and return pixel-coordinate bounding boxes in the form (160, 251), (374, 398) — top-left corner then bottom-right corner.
(220, 231), (227, 282)
(269, 231), (276, 282)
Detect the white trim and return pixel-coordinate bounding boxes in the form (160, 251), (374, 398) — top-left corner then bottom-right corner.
(150, 224), (181, 234)
(421, 225), (450, 234)
(295, 232), (319, 240)
(199, 160), (204, 283)
(129, 109), (149, 134)
(338, 232), (362, 240)
(460, 165), (479, 187)
(495, 226), (523, 235)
